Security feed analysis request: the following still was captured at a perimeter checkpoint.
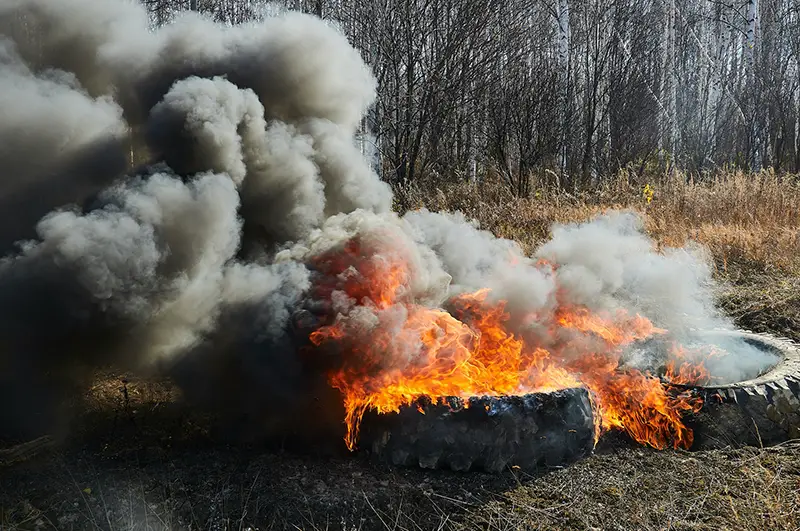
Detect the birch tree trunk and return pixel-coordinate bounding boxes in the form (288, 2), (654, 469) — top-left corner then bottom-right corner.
(658, 0), (676, 171)
(745, 0), (761, 171)
(555, 0), (571, 183)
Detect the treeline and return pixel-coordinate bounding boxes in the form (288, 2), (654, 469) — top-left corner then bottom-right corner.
(145, 0), (800, 194)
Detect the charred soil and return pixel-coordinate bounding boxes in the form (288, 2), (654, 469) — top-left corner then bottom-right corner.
(1, 378), (799, 531)
(3, 281), (800, 531)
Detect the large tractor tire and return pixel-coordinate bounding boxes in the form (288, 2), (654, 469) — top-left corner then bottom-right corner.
(683, 330), (800, 449)
(358, 389), (596, 473)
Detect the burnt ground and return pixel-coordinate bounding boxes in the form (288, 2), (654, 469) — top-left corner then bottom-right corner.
(1, 386), (798, 531)
(2, 278), (800, 531)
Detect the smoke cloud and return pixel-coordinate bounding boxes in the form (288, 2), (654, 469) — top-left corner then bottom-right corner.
(0, 0), (773, 443)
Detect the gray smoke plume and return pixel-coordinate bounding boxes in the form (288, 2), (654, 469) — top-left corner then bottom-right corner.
(0, 38), (129, 252)
(0, 0), (773, 444)
(0, 0), (388, 440)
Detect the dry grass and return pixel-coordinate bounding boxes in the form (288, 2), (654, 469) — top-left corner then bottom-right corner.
(4, 373), (800, 531)
(396, 169), (800, 342)
(4, 381), (799, 531)
(456, 443), (800, 531)
(395, 170), (800, 277)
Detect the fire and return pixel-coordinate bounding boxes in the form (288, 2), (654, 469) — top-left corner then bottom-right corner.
(667, 343), (728, 386)
(308, 236), (709, 451)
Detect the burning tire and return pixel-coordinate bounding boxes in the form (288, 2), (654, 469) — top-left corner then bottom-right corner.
(682, 330), (800, 449)
(358, 388), (595, 473)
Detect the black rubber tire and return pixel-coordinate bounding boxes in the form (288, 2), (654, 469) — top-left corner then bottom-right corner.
(358, 389), (596, 473)
(684, 330), (800, 449)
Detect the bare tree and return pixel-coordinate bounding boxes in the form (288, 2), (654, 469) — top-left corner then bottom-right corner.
(136, 0), (800, 192)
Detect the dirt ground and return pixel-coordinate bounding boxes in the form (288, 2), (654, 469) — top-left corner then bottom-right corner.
(2, 257), (800, 530)
(3, 342), (800, 529)
(2, 399), (799, 530)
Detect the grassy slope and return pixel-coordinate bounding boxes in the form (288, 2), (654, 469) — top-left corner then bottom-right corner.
(3, 171), (800, 530)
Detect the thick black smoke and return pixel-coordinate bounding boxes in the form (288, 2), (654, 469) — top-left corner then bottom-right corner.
(0, 0), (390, 440)
(0, 0), (772, 443)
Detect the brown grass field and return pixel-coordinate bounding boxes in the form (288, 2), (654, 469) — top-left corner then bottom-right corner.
(2, 170), (800, 530)
(395, 170), (800, 338)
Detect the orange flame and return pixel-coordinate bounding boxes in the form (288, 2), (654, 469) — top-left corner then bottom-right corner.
(308, 238), (709, 451)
